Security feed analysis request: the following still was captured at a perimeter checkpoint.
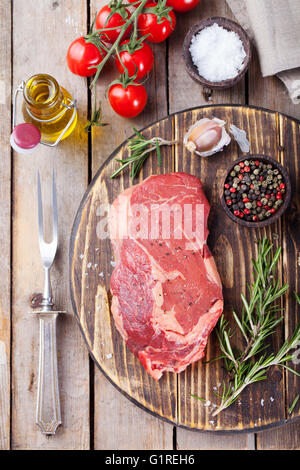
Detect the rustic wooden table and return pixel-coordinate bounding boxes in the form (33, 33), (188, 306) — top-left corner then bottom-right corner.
(0, 0), (299, 450)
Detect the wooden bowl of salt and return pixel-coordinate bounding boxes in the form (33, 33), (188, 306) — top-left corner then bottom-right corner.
(183, 17), (252, 89)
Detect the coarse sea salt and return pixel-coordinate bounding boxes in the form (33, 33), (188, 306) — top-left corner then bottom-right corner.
(189, 23), (246, 82)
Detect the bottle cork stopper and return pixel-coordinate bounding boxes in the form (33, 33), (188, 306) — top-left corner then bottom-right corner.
(11, 123), (41, 151)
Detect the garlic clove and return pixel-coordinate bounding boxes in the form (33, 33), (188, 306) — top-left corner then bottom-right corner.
(184, 117), (231, 157)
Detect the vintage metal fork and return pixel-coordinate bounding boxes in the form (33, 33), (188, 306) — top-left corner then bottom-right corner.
(35, 170), (63, 435)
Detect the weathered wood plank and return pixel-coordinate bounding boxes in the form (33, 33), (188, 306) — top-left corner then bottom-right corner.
(257, 421), (300, 450)
(95, 375), (174, 450)
(90, 0), (174, 449)
(249, 49), (300, 121)
(256, 114), (300, 450)
(176, 431), (255, 450)
(0, 0), (11, 451)
(248, 45), (300, 451)
(279, 115), (300, 426)
(11, 0), (90, 449)
(72, 118), (176, 449)
(173, 106), (288, 434)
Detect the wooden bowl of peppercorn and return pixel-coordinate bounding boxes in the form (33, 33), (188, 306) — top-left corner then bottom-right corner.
(221, 155), (291, 228)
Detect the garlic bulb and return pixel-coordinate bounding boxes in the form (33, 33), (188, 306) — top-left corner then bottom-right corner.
(184, 117), (231, 157)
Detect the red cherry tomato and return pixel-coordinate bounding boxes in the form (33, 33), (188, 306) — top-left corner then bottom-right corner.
(166, 0), (200, 12)
(115, 41), (154, 79)
(67, 37), (105, 77)
(95, 5), (132, 44)
(108, 83), (147, 118)
(137, 3), (176, 43)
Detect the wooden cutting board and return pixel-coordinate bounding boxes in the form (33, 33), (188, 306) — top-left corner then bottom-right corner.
(69, 105), (300, 432)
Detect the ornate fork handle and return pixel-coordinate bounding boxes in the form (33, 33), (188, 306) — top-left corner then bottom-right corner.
(36, 311), (62, 435)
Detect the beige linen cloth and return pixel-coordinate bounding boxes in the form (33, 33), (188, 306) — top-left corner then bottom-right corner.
(226, 0), (300, 103)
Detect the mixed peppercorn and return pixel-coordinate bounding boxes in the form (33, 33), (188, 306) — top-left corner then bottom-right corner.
(224, 158), (286, 222)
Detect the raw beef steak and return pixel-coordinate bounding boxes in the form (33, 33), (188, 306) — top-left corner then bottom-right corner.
(109, 172), (223, 380)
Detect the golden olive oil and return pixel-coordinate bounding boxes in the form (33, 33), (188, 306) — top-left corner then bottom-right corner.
(22, 74), (77, 145)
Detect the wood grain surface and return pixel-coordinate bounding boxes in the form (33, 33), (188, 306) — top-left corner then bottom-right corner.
(11, 0), (90, 450)
(168, 0), (250, 448)
(70, 104), (300, 433)
(0, 0), (11, 451)
(90, 0), (174, 450)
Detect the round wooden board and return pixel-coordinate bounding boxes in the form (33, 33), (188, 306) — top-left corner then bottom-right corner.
(70, 105), (300, 433)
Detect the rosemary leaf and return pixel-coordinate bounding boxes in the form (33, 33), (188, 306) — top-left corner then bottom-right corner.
(190, 394), (206, 402)
(192, 239), (300, 417)
(156, 139), (162, 167)
(288, 395), (300, 414)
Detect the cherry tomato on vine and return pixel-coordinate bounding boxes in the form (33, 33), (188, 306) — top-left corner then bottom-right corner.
(67, 37), (106, 77)
(167, 0), (200, 12)
(137, 3), (176, 43)
(108, 82), (147, 118)
(115, 41), (154, 79)
(95, 5), (132, 44)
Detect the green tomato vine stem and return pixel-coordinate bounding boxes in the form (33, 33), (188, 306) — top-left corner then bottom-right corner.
(85, 0), (150, 89)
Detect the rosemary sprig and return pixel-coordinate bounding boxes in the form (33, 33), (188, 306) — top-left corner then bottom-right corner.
(110, 128), (176, 179)
(193, 239), (300, 416)
(190, 395), (206, 402)
(213, 322), (300, 416)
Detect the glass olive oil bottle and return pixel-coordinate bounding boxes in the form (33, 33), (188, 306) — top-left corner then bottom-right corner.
(22, 74), (77, 145)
